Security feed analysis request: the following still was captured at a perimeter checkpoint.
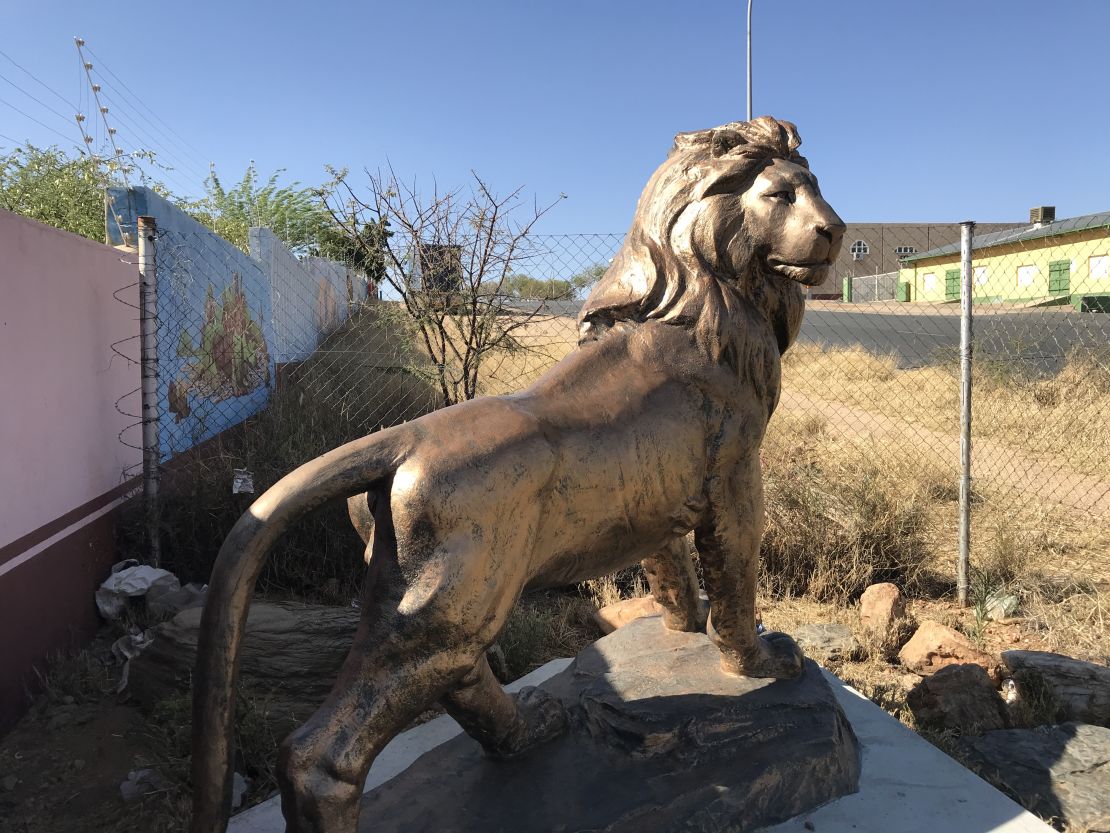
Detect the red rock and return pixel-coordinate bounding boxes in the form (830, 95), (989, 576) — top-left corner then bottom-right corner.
(859, 583), (906, 636)
(593, 596), (664, 635)
(898, 620), (1002, 684)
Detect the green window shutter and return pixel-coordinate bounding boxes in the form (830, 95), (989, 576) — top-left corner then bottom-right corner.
(945, 269), (960, 300)
(1049, 259), (1071, 294)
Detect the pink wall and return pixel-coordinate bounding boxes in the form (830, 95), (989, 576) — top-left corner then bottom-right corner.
(0, 210), (141, 552)
(0, 210), (142, 730)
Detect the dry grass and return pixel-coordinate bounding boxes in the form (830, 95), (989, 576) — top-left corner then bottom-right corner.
(759, 412), (939, 602)
(498, 591), (602, 681)
(782, 343), (1110, 478)
(581, 568), (649, 609)
(474, 314), (578, 395)
(121, 305), (441, 600)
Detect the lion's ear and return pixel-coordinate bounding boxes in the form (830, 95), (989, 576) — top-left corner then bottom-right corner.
(673, 129), (712, 151)
(709, 128), (746, 158)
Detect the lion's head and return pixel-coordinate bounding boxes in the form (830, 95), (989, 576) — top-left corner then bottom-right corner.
(579, 117), (844, 362)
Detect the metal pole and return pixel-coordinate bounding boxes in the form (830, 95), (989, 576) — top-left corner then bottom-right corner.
(957, 220), (975, 606)
(746, 0), (753, 120)
(138, 215), (162, 567)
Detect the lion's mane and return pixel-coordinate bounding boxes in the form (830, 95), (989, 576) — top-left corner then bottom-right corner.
(578, 116), (810, 370)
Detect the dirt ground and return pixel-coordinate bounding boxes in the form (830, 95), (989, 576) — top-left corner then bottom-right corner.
(1, 588), (1075, 833)
(0, 632), (189, 833)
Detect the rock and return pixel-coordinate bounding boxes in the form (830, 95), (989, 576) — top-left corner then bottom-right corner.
(959, 722), (1110, 832)
(358, 616), (860, 833)
(859, 583), (906, 635)
(1, 775), (17, 791)
(119, 768), (171, 803)
(147, 582), (207, 620)
(898, 620), (1001, 683)
(46, 710), (73, 731)
(906, 664), (1009, 733)
(792, 623), (862, 665)
(592, 596), (664, 635)
(129, 601), (360, 724)
(1003, 650), (1110, 728)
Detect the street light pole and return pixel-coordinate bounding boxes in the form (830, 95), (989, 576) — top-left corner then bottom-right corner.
(746, 0), (753, 120)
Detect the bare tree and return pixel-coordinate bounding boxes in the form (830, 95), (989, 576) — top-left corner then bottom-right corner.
(321, 167), (565, 405)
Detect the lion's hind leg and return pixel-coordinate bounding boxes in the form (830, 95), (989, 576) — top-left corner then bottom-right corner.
(442, 655), (568, 759)
(642, 535), (706, 633)
(277, 583), (494, 833)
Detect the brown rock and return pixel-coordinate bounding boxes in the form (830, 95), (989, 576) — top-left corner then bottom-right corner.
(898, 620), (1002, 683)
(906, 664), (1009, 733)
(859, 583), (906, 636)
(592, 596), (664, 635)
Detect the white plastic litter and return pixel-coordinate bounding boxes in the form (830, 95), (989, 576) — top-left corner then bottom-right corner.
(232, 468), (255, 494)
(985, 590), (1020, 621)
(111, 626), (155, 693)
(231, 772), (250, 809)
(95, 560), (181, 620)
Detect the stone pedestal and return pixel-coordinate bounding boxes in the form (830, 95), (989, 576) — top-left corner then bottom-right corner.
(357, 615), (861, 832)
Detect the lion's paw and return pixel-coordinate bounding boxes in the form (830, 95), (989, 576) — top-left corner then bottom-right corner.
(488, 686), (568, 760)
(721, 632), (805, 680)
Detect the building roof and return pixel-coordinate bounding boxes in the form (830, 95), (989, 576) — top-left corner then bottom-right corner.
(902, 210), (1110, 263)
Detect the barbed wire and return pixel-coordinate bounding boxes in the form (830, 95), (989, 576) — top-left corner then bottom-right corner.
(83, 44), (212, 171)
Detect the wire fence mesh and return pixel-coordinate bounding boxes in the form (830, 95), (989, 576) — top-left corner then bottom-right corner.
(139, 219), (1110, 601)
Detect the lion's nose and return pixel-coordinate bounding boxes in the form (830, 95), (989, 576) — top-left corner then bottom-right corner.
(816, 215), (846, 248)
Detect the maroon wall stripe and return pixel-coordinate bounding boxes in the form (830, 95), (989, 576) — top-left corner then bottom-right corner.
(0, 478), (138, 569)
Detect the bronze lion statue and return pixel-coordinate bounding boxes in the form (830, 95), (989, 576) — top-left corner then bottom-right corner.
(191, 116), (845, 833)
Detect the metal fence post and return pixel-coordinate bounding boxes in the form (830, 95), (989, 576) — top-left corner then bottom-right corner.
(957, 220), (975, 606)
(137, 215), (161, 567)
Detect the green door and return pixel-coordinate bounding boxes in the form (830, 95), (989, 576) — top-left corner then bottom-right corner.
(1049, 260), (1071, 295)
(945, 269), (960, 300)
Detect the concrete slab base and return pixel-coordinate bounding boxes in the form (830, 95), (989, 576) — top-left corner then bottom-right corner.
(228, 655), (1052, 833)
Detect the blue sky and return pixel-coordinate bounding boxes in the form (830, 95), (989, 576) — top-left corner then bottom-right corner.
(3, 1), (1109, 233)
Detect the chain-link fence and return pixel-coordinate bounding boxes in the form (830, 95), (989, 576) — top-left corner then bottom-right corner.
(793, 218), (1110, 602)
(129, 208), (1110, 606)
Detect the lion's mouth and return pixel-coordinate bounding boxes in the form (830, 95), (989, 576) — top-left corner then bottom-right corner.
(767, 258), (831, 286)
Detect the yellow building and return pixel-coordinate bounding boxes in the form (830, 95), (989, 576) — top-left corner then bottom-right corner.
(897, 210), (1110, 310)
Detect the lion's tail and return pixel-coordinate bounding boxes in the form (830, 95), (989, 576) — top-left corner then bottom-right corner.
(189, 428), (406, 833)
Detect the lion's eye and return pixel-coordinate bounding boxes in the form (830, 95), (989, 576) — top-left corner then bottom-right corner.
(767, 190), (795, 204)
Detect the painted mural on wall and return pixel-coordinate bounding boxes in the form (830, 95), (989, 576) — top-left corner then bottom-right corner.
(168, 274), (271, 422)
(251, 227), (356, 363)
(108, 187), (366, 463)
(315, 275), (340, 334)
(109, 186), (276, 461)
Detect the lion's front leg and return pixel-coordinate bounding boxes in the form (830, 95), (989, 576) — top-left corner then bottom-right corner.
(696, 456), (803, 680)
